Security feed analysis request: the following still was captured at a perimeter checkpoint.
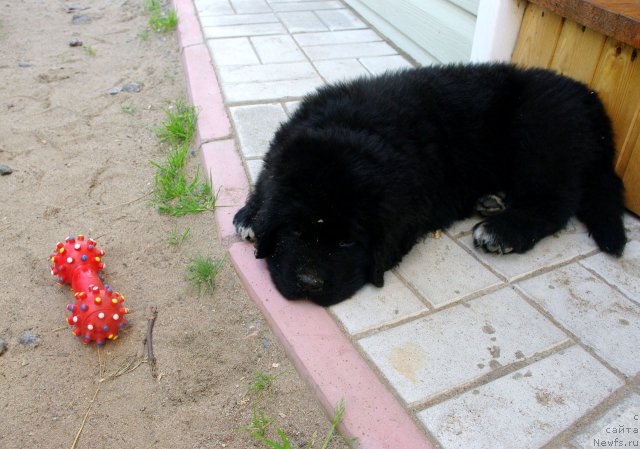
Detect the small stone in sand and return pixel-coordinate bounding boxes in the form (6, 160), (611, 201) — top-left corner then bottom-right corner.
(18, 62), (31, 68)
(108, 86), (122, 95)
(67, 4), (90, 12)
(72, 14), (91, 24)
(121, 82), (142, 93)
(69, 38), (83, 47)
(0, 164), (13, 175)
(0, 337), (7, 355)
(19, 330), (41, 348)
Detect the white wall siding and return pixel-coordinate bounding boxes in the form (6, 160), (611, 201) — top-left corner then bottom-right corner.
(344, 0), (480, 65)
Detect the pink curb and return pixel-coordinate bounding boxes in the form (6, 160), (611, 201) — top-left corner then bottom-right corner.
(173, 0), (203, 48)
(201, 140), (250, 244)
(180, 44), (231, 144)
(229, 242), (435, 449)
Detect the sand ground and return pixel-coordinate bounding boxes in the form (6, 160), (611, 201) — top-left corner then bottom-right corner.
(0, 1), (344, 448)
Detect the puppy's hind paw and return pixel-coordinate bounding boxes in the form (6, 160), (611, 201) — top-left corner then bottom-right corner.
(472, 221), (513, 254)
(475, 193), (507, 217)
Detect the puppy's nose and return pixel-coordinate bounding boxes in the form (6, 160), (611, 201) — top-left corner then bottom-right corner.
(297, 272), (324, 291)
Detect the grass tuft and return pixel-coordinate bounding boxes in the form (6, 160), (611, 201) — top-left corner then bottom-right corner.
(144, 0), (178, 33)
(149, 101), (215, 217)
(247, 371), (275, 397)
(84, 45), (96, 56)
(155, 100), (197, 146)
(167, 226), (190, 246)
(186, 256), (224, 295)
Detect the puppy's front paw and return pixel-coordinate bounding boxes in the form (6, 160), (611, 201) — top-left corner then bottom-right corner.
(472, 221), (513, 254)
(233, 206), (256, 242)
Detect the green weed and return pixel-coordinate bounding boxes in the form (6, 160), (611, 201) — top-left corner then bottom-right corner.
(186, 256), (224, 295)
(247, 371), (276, 397)
(238, 404), (274, 437)
(155, 100), (197, 146)
(121, 103), (137, 115)
(241, 399), (349, 449)
(84, 45), (96, 56)
(143, 0), (162, 12)
(137, 29), (150, 41)
(149, 10), (178, 33)
(167, 226), (190, 246)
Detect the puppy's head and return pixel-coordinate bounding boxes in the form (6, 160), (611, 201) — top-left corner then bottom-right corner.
(252, 127), (391, 306)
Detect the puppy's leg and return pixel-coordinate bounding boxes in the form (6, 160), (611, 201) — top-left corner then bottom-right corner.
(576, 165), (626, 256)
(472, 193), (572, 254)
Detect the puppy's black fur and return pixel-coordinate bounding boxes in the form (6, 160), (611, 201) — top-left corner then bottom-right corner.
(234, 63), (627, 306)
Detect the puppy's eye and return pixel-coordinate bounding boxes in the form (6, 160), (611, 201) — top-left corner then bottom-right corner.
(339, 240), (355, 248)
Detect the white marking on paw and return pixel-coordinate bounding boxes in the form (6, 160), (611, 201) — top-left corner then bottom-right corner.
(473, 222), (513, 254)
(237, 225), (255, 242)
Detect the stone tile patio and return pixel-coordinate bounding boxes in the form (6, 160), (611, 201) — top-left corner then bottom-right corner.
(185, 0), (640, 447)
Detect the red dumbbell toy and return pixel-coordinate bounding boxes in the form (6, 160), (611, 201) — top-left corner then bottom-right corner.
(50, 235), (129, 345)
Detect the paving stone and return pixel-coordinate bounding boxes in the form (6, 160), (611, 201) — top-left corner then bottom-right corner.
(315, 8), (366, 30)
(207, 38), (260, 66)
(196, 0), (234, 16)
(419, 346), (623, 449)
(199, 13), (278, 27)
(230, 104), (287, 157)
(518, 263), (640, 376)
(245, 158), (264, 184)
(359, 288), (568, 404)
(303, 41), (397, 60)
(571, 393), (640, 448)
(251, 34), (306, 63)
(278, 11), (328, 33)
(460, 219), (597, 281)
(223, 77), (323, 102)
(293, 29), (381, 46)
(580, 240), (640, 304)
(396, 234), (502, 307)
(624, 213), (640, 242)
(331, 272), (427, 335)
(360, 55), (414, 75)
(231, 0), (272, 14)
(313, 59), (369, 83)
(269, 1), (343, 12)
(203, 22), (286, 38)
(218, 61), (317, 84)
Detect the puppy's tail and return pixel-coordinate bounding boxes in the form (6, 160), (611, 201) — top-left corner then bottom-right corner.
(577, 158), (627, 256)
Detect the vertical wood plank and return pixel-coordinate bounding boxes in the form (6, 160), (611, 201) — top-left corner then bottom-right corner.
(549, 20), (606, 84)
(617, 106), (640, 176)
(512, 3), (564, 68)
(622, 137), (640, 214)
(590, 39), (640, 165)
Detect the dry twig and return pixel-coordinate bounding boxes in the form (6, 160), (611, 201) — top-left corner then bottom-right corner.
(144, 306), (158, 378)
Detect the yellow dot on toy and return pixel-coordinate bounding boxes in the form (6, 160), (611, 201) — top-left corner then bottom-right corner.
(95, 297), (102, 303)
(50, 256), (54, 262)
(112, 298), (118, 304)
(108, 334), (114, 340)
(95, 257), (101, 262)
(59, 248), (65, 254)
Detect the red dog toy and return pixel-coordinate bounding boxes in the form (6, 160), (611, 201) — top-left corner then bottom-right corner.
(50, 235), (128, 345)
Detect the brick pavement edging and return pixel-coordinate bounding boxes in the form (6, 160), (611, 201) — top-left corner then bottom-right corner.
(172, 1), (435, 447)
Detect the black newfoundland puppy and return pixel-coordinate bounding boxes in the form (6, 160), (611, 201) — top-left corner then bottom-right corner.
(234, 63), (627, 306)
